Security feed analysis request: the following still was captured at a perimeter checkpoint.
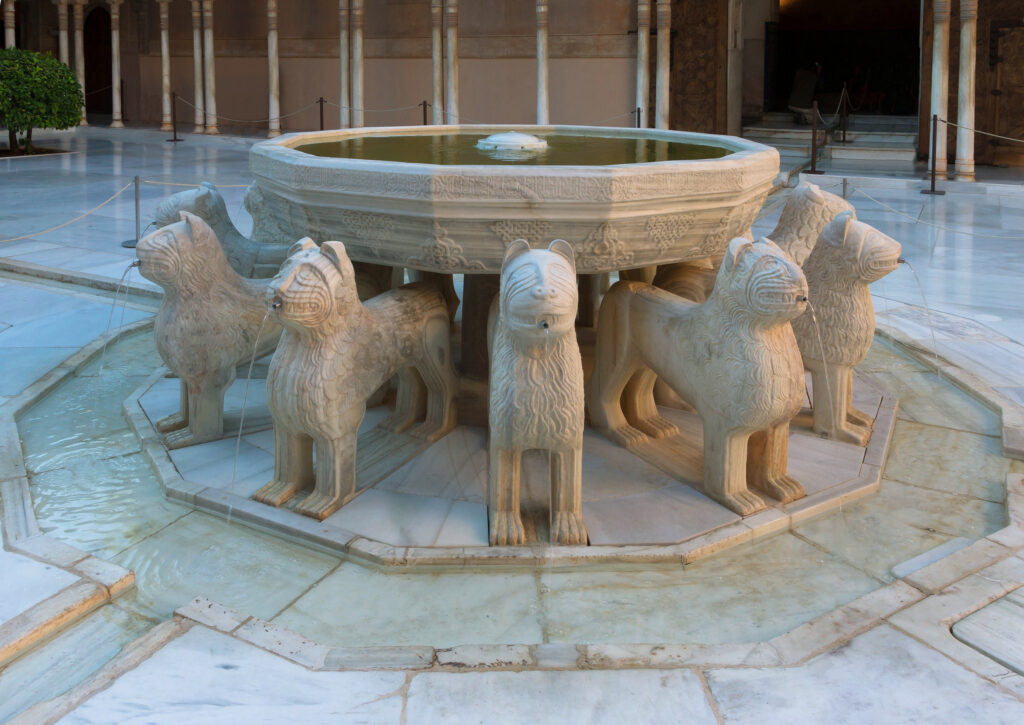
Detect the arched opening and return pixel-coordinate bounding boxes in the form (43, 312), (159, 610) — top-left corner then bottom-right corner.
(770, 0), (920, 116)
(84, 5), (112, 118)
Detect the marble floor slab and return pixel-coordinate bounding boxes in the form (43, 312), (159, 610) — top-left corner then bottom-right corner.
(0, 547), (78, 625)
(404, 669), (717, 725)
(61, 626), (407, 725)
(952, 591), (1024, 676)
(706, 625), (1024, 724)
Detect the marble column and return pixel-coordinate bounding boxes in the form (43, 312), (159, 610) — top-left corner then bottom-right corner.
(3, 0), (14, 49)
(202, 0), (218, 133)
(190, 0), (204, 132)
(955, 0), (977, 182)
(929, 0), (950, 179)
(158, 0), (172, 131)
(72, 0), (87, 125)
(351, 0), (364, 127)
(430, 0), (442, 124)
(267, 0), (280, 136)
(109, 0), (124, 128)
(726, 0), (743, 136)
(55, 1), (69, 64)
(635, 0), (650, 128)
(655, 0), (670, 129)
(339, 0), (349, 128)
(445, 0), (459, 122)
(536, 0), (549, 124)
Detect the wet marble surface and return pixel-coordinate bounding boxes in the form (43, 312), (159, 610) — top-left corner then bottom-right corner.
(0, 546), (78, 625)
(952, 589), (1024, 676)
(706, 625), (1024, 724)
(60, 626), (406, 725)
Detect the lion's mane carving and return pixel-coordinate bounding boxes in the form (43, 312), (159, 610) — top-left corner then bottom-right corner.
(137, 212), (283, 449)
(487, 239), (586, 545)
(588, 237), (808, 516)
(792, 212), (901, 444)
(253, 239), (457, 520)
(769, 180), (855, 266)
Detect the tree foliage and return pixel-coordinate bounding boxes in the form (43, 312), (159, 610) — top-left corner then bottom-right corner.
(0, 48), (82, 154)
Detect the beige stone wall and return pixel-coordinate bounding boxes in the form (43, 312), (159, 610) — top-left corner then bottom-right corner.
(115, 0), (637, 132)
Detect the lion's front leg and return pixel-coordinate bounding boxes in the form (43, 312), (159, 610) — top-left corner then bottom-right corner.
(295, 429), (358, 520)
(163, 380), (227, 449)
(253, 424), (314, 507)
(747, 423), (805, 504)
(550, 447), (587, 545)
(156, 380), (189, 433)
(488, 445), (525, 546)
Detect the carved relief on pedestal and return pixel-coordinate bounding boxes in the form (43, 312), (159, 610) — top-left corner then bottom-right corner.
(588, 238), (808, 516)
(487, 240), (587, 545)
(253, 239), (457, 520)
(408, 221), (486, 272)
(792, 213), (902, 445)
(137, 213), (283, 449)
(574, 222), (634, 272)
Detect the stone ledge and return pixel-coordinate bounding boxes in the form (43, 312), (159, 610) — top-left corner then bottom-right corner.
(0, 256), (162, 301)
(0, 581), (109, 668)
(8, 617), (191, 725)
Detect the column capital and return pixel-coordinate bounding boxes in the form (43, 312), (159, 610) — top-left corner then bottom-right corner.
(445, 0), (458, 23)
(656, 0), (671, 24)
(933, 0), (951, 20)
(960, 0), (978, 21)
(637, 0), (651, 30)
(267, 0), (277, 30)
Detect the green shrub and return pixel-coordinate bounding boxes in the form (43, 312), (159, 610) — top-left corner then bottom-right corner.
(0, 48), (83, 155)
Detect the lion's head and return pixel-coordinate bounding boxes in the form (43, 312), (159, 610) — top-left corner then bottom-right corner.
(814, 212), (902, 284)
(714, 237), (808, 325)
(499, 239), (578, 346)
(136, 212), (227, 290)
(267, 238), (360, 331)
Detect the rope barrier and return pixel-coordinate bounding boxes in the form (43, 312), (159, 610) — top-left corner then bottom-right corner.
(853, 187), (1024, 241)
(141, 180), (250, 189)
(84, 84), (113, 97)
(322, 100), (424, 113)
(938, 118), (1024, 145)
(0, 182), (133, 244)
(175, 96), (320, 125)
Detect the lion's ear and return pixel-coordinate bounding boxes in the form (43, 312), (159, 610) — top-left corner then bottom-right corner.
(199, 181), (217, 193)
(288, 238), (318, 257)
(320, 241), (350, 272)
(721, 237), (753, 274)
(502, 239), (531, 268)
(547, 239), (575, 269)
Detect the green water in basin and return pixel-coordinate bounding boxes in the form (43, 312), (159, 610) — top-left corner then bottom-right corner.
(294, 132), (732, 166)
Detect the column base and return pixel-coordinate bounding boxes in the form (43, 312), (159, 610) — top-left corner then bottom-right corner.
(160, 123), (174, 132)
(955, 163), (976, 182)
(205, 126), (220, 135)
(192, 125), (205, 134)
(79, 118), (89, 127)
(109, 120), (125, 129)
(267, 129), (281, 138)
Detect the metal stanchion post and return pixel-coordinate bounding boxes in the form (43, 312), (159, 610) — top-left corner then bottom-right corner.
(841, 83), (848, 145)
(636, 106), (641, 129)
(318, 97), (325, 131)
(421, 100), (429, 125)
(167, 92), (183, 143)
(922, 114), (945, 195)
(806, 100), (824, 175)
(121, 175), (141, 248)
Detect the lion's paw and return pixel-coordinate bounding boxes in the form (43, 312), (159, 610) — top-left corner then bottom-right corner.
(605, 424), (649, 449)
(489, 510), (526, 546)
(551, 511), (588, 546)
(634, 415), (679, 440)
(156, 412), (187, 434)
(720, 489), (767, 516)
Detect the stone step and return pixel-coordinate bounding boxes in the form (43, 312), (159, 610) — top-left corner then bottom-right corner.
(828, 142), (918, 164)
(832, 130), (918, 145)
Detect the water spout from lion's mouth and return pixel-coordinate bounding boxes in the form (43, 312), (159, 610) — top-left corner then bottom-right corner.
(271, 298), (283, 311)
(541, 320), (549, 330)
(796, 295), (808, 303)
(898, 257), (907, 264)
(129, 259), (141, 269)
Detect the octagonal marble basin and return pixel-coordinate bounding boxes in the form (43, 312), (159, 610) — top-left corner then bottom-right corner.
(247, 125), (780, 274)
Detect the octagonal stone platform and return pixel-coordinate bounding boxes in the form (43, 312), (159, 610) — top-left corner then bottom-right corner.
(131, 369), (895, 567)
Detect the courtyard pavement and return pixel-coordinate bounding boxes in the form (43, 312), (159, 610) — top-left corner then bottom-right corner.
(2, 126), (1024, 723)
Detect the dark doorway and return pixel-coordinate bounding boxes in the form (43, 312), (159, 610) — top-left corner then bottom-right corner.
(84, 6), (112, 116)
(769, 0), (920, 116)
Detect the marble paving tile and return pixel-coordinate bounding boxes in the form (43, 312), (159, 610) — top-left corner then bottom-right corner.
(61, 626), (406, 725)
(786, 428), (866, 496)
(952, 596), (1024, 676)
(405, 669), (716, 725)
(583, 483), (738, 545)
(862, 369), (1002, 437)
(272, 560), (544, 647)
(0, 346), (79, 396)
(883, 420), (1023, 503)
(706, 624), (1024, 724)
(539, 533), (879, 644)
(794, 478), (1005, 582)
(171, 439), (274, 498)
(0, 603), (152, 723)
(935, 339), (1024, 387)
(114, 511), (340, 620)
(857, 336), (931, 374)
(373, 426), (488, 503)
(323, 489), (455, 547)
(0, 547), (79, 624)
(30, 454), (190, 560)
(878, 304), (1008, 341)
(433, 499), (489, 546)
